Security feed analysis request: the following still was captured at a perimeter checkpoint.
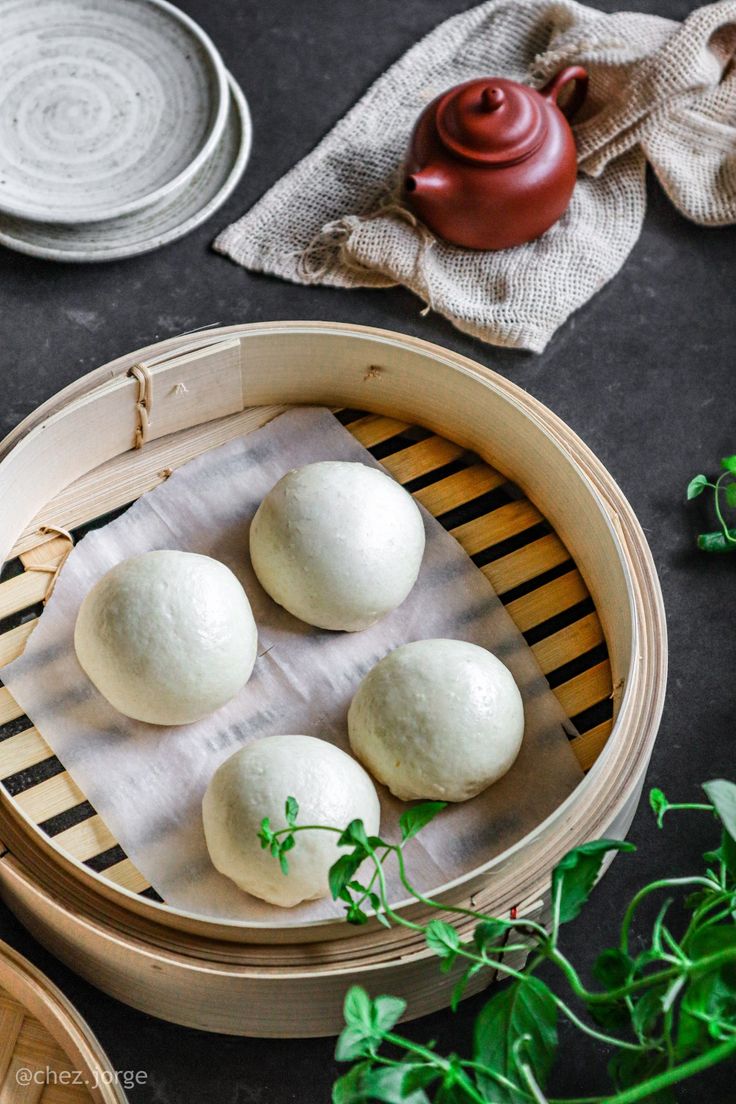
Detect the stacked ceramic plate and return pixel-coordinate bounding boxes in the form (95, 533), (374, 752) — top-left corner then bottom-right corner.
(0, 0), (252, 262)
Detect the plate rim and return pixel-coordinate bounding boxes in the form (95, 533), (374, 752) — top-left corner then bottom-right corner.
(0, 0), (230, 224)
(0, 71), (251, 261)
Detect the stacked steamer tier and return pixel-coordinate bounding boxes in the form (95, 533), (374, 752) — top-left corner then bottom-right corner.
(0, 938), (127, 1102)
(0, 323), (667, 1036)
(0, 0), (251, 261)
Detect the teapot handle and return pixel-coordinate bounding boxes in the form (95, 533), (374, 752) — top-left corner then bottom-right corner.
(540, 65), (589, 120)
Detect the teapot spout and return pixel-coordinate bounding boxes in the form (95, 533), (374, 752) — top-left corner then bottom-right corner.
(405, 165), (451, 199)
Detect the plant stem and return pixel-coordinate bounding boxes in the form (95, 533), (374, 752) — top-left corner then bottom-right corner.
(379, 1036), (487, 1104)
(620, 877), (718, 954)
(713, 472), (736, 543)
(658, 802), (714, 821)
(394, 847), (548, 940)
(602, 1035), (736, 1103)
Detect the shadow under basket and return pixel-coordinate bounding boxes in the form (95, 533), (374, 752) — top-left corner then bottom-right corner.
(0, 323), (667, 1037)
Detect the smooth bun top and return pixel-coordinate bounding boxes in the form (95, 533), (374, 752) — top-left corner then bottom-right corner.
(202, 734), (381, 907)
(249, 461), (426, 631)
(348, 638), (524, 802)
(74, 550), (257, 726)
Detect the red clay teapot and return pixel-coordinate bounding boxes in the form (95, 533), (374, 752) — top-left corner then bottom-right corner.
(404, 67), (588, 251)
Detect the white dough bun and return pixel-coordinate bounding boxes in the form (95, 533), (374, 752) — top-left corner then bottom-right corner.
(249, 460), (426, 631)
(348, 638), (524, 802)
(74, 550), (257, 726)
(202, 734), (381, 907)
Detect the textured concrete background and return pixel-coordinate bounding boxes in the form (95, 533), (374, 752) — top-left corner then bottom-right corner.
(1, 0), (735, 1099)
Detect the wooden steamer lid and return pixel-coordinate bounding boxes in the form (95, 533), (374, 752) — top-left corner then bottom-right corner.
(0, 934), (126, 1102)
(0, 323), (668, 1036)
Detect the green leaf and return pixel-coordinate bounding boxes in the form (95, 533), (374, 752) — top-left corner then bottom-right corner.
(608, 1048), (674, 1103)
(329, 853), (365, 902)
(722, 830), (736, 879)
(727, 483), (736, 509)
(587, 949), (634, 1030)
(473, 918), (510, 955)
(373, 994), (407, 1033)
(450, 963), (482, 1012)
(593, 947), (633, 990)
(258, 816), (273, 848)
(679, 960), (736, 1056)
(631, 984), (666, 1039)
(689, 923), (736, 959)
(703, 780), (736, 841)
(343, 986), (373, 1031)
(551, 839), (636, 925)
(697, 528), (736, 552)
(687, 473), (708, 499)
(332, 1061), (370, 1104)
(680, 924), (736, 1053)
(359, 1065), (431, 1104)
(721, 455), (736, 473)
(335, 1026), (373, 1062)
(402, 1065), (441, 1094)
(335, 989), (407, 1066)
(339, 819), (370, 849)
(474, 977), (557, 1104)
(649, 787), (669, 827)
(399, 802), (447, 842)
(425, 920), (461, 965)
(284, 795), (299, 826)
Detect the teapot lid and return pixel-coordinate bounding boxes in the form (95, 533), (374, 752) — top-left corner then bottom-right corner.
(435, 78), (547, 166)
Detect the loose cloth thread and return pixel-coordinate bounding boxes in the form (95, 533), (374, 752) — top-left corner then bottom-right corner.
(215, 0), (736, 352)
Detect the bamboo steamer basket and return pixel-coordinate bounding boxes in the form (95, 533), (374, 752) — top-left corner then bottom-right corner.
(0, 322), (666, 1037)
(0, 937), (127, 1102)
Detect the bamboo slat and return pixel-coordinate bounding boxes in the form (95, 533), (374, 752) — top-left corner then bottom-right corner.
(412, 463), (504, 515)
(0, 573), (49, 621)
(570, 720), (614, 772)
(381, 436), (465, 482)
(531, 613), (604, 675)
(0, 689), (23, 727)
(52, 817), (117, 865)
(451, 500), (544, 555)
(0, 623), (36, 669)
(481, 535), (570, 595)
(554, 662), (614, 719)
(344, 415), (410, 447)
(0, 729), (52, 778)
(505, 571), (589, 633)
(102, 860), (149, 895)
(14, 775), (86, 824)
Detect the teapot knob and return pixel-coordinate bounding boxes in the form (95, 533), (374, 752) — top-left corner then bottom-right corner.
(481, 86), (505, 112)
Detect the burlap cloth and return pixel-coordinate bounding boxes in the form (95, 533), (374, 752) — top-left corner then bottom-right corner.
(215, 0), (736, 352)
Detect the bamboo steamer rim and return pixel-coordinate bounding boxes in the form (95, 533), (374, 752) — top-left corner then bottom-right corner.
(0, 322), (667, 947)
(0, 937), (127, 1102)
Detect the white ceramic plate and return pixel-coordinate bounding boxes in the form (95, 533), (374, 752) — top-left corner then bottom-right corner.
(0, 0), (228, 223)
(0, 72), (251, 261)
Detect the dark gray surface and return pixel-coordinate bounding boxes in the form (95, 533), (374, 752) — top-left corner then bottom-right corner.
(1, 0), (735, 1099)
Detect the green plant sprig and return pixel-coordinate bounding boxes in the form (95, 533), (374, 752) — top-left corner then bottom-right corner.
(687, 455), (736, 551)
(260, 779), (736, 1103)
